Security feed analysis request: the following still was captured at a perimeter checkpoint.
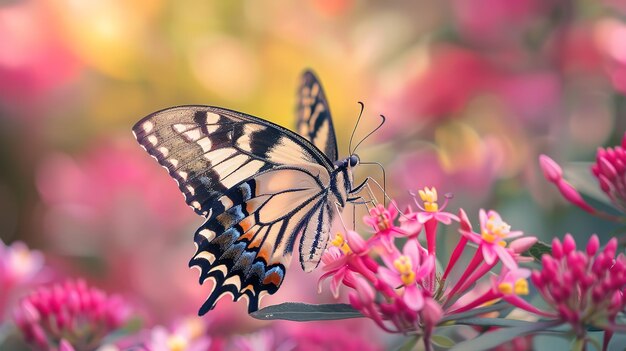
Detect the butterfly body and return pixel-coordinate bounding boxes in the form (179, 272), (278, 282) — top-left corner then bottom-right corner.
(133, 71), (359, 314)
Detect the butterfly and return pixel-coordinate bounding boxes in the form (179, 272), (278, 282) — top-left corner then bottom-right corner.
(132, 70), (365, 315)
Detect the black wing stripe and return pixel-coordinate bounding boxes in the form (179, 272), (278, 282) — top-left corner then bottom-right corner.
(189, 169), (328, 313)
(296, 70), (339, 162)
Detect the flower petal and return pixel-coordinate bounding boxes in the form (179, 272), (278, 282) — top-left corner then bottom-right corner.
(417, 212), (433, 223)
(482, 245), (497, 265)
(403, 285), (424, 311)
(378, 267), (402, 287)
(495, 245), (517, 270)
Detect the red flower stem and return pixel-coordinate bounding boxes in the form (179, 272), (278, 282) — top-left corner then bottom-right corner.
(424, 218), (438, 291)
(456, 261), (497, 295)
(444, 248), (484, 306)
(442, 236), (468, 281)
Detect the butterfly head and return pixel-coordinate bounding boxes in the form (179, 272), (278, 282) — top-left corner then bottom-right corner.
(349, 154), (360, 168)
(335, 154), (360, 169)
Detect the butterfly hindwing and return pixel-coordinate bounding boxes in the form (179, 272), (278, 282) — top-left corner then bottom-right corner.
(297, 70), (339, 162)
(190, 166), (333, 313)
(132, 105), (344, 313)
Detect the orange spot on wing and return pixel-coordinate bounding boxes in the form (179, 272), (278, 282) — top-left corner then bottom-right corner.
(263, 271), (283, 287)
(239, 224), (258, 242)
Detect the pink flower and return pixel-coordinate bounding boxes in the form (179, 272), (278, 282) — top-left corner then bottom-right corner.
(0, 240), (47, 320)
(378, 240), (434, 311)
(35, 140), (201, 322)
(13, 279), (131, 351)
(460, 209), (522, 269)
(531, 234), (626, 338)
(145, 317), (212, 351)
(540, 145), (626, 221)
(364, 201), (408, 251)
(0, 1), (81, 108)
(0, 240), (45, 286)
(318, 231), (378, 298)
(406, 187), (458, 261)
(410, 187), (459, 225)
(591, 132), (626, 213)
(231, 329), (291, 351)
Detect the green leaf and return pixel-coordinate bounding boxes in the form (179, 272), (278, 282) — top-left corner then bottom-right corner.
(431, 334), (456, 348)
(440, 303), (509, 324)
(250, 303), (363, 321)
(395, 336), (420, 351)
(449, 320), (562, 351)
(452, 318), (541, 328)
(523, 240), (552, 262)
(101, 317), (143, 344)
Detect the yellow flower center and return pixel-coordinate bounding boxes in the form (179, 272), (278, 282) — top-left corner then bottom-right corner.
(166, 335), (188, 351)
(481, 231), (497, 243)
(376, 214), (391, 231)
(485, 215), (511, 238)
(182, 318), (205, 339)
(514, 278), (529, 295)
(498, 278), (529, 295)
(498, 282), (513, 295)
(331, 233), (351, 254)
(393, 256), (416, 285)
(418, 187), (439, 212)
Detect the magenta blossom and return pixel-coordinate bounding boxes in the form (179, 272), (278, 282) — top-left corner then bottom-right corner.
(145, 317), (212, 351)
(364, 201), (409, 252)
(318, 231), (378, 298)
(410, 187), (459, 225)
(531, 234), (626, 344)
(539, 137), (626, 222)
(378, 240), (434, 311)
(0, 240), (47, 320)
(459, 209), (522, 269)
(13, 279), (131, 351)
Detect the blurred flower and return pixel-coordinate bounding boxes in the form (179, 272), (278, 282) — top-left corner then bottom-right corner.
(13, 279), (130, 351)
(0, 1), (81, 106)
(36, 139), (201, 321)
(531, 234), (626, 343)
(0, 240), (46, 320)
(452, 0), (546, 45)
(0, 240), (45, 289)
(231, 329), (291, 351)
(145, 317), (212, 351)
(595, 18), (626, 94)
(284, 320), (383, 351)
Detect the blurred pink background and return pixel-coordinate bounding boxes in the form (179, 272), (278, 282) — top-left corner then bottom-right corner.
(1, 0), (625, 349)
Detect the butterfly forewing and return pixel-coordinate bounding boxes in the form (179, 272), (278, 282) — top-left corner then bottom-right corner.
(132, 105), (344, 313)
(297, 70), (339, 162)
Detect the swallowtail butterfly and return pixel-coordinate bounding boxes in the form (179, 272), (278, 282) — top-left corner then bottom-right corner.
(132, 70), (363, 314)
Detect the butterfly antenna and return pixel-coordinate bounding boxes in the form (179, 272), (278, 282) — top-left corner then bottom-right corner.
(352, 114), (386, 155)
(349, 102), (365, 155)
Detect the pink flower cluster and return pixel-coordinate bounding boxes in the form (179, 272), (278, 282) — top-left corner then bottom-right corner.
(13, 279), (130, 351)
(532, 234), (626, 342)
(540, 132), (626, 221)
(318, 187), (538, 348)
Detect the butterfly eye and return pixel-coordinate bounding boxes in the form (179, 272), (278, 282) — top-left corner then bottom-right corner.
(349, 154), (360, 167)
